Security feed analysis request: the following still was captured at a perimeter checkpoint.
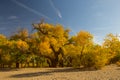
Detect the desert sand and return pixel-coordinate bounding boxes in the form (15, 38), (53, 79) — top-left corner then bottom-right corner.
(0, 64), (120, 80)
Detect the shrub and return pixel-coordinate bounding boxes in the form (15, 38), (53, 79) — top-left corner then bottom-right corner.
(80, 52), (95, 68)
(94, 55), (108, 69)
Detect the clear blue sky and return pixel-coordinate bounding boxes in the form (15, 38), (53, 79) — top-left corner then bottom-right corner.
(0, 0), (120, 44)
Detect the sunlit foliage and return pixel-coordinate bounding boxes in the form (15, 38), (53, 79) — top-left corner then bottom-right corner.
(32, 22), (70, 67)
(103, 33), (120, 63)
(0, 22), (120, 69)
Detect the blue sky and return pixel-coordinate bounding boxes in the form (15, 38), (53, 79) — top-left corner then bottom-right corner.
(0, 0), (120, 44)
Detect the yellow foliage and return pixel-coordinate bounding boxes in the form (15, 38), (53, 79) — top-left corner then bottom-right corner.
(0, 34), (6, 39)
(1, 22), (120, 68)
(19, 29), (28, 37)
(10, 28), (28, 41)
(53, 24), (64, 37)
(16, 40), (29, 51)
(39, 41), (52, 54)
(75, 30), (93, 45)
(1, 54), (11, 62)
(50, 37), (57, 46)
(41, 23), (53, 29)
(103, 33), (120, 62)
(6, 41), (13, 47)
(64, 44), (80, 56)
(58, 37), (67, 45)
(93, 46), (109, 69)
(44, 36), (50, 42)
(0, 34), (7, 45)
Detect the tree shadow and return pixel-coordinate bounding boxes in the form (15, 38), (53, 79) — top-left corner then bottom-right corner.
(9, 67), (96, 78)
(10, 71), (52, 78)
(0, 68), (19, 72)
(116, 68), (120, 70)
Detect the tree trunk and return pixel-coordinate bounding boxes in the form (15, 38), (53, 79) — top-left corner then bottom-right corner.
(8, 64), (11, 68)
(59, 59), (63, 67)
(32, 61), (35, 67)
(36, 62), (39, 67)
(51, 57), (58, 67)
(16, 62), (20, 68)
(2, 64), (4, 68)
(47, 60), (51, 67)
(80, 46), (85, 59)
(51, 60), (57, 67)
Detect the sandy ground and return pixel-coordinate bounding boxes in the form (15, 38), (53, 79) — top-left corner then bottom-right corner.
(0, 64), (120, 80)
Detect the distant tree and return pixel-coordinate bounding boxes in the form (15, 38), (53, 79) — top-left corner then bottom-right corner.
(0, 34), (13, 68)
(14, 40), (29, 68)
(10, 28), (29, 41)
(9, 29), (29, 68)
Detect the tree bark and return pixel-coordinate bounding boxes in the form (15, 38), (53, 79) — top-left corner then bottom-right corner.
(16, 62), (20, 68)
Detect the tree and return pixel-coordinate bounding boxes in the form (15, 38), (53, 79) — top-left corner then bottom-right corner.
(103, 33), (120, 63)
(63, 43), (80, 67)
(91, 45), (109, 69)
(10, 28), (29, 41)
(0, 34), (13, 68)
(73, 30), (93, 67)
(14, 40), (29, 68)
(9, 29), (29, 68)
(27, 32), (47, 67)
(32, 22), (70, 67)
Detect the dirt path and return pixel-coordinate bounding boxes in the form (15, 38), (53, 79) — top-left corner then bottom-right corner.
(0, 64), (120, 80)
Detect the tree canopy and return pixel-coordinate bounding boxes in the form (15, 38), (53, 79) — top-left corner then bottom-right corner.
(0, 21), (120, 69)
